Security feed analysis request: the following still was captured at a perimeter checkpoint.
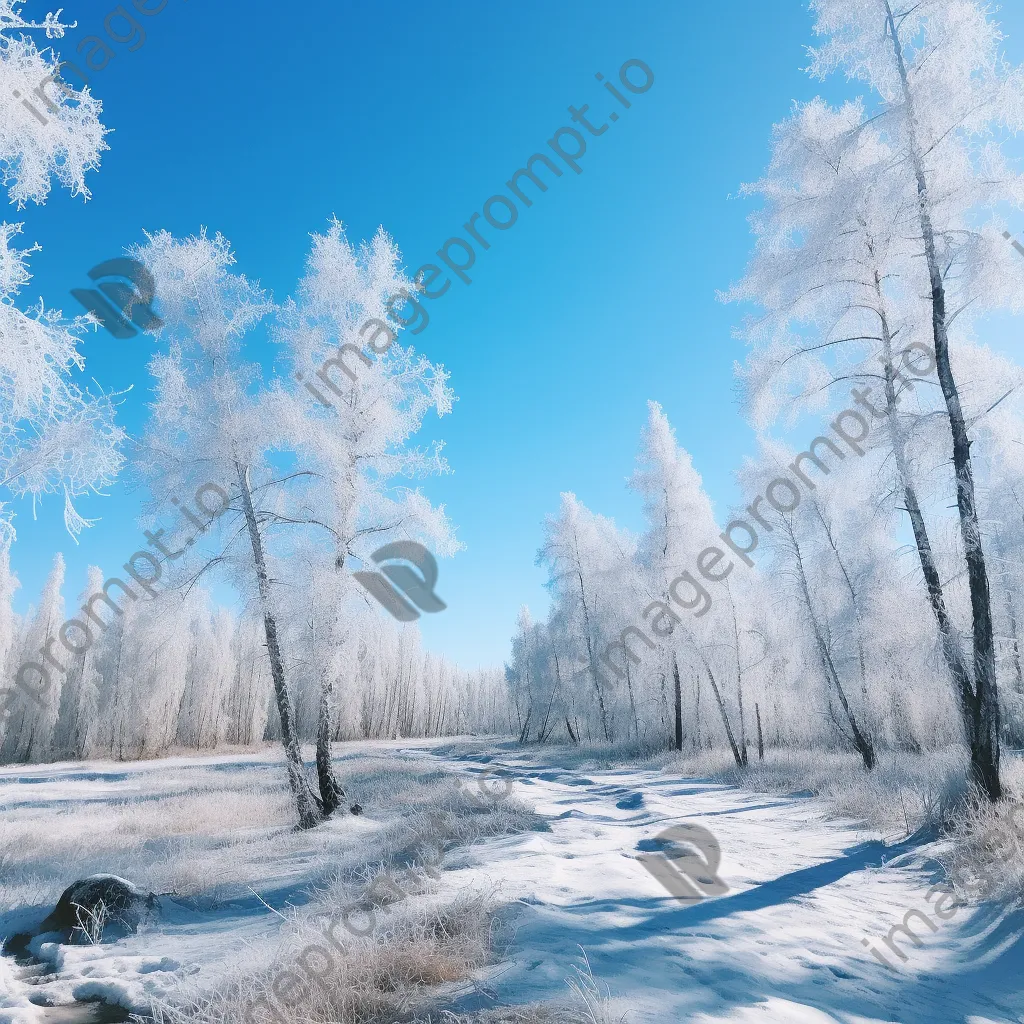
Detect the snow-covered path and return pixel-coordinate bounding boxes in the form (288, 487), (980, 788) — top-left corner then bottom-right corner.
(425, 745), (1024, 1024)
(3, 744), (1023, 1024)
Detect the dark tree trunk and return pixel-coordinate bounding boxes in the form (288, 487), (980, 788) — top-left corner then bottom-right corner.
(874, 270), (974, 708)
(1006, 590), (1024, 696)
(693, 671), (701, 753)
(756, 703), (764, 761)
(538, 658), (563, 743)
(785, 519), (875, 770)
(694, 648), (743, 768)
(518, 707), (532, 745)
(672, 656), (683, 752)
(625, 660), (640, 740)
(885, 2), (1000, 800)
(316, 671), (346, 816)
(236, 463), (323, 829)
(814, 503), (870, 711)
(726, 589), (748, 766)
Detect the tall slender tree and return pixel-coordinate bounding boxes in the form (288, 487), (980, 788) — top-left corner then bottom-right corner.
(135, 228), (324, 828)
(270, 219), (457, 813)
(805, 0), (1024, 797)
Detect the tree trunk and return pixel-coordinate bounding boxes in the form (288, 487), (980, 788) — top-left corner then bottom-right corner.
(885, 3), (1000, 800)
(538, 657), (563, 743)
(310, 584), (347, 816)
(813, 502), (870, 711)
(625, 660), (640, 740)
(726, 588), (748, 765)
(518, 707), (532, 745)
(694, 648), (743, 768)
(316, 669), (346, 816)
(575, 564), (611, 742)
(756, 702), (764, 761)
(672, 656), (683, 752)
(236, 462), (323, 829)
(785, 519), (875, 770)
(994, 534), (1024, 744)
(1005, 585), (1024, 696)
(693, 670), (701, 753)
(877, 302), (975, 701)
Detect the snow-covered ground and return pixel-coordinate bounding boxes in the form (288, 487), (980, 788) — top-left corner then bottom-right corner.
(2, 742), (1023, 1023)
(439, 746), (1024, 1023)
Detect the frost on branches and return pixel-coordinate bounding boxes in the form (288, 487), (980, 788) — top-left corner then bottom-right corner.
(130, 222), (460, 824)
(0, 3), (107, 207)
(0, 225), (126, 547)
(0, 4), (119, 547)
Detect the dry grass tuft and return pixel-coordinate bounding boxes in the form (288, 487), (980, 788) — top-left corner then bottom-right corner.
(933, 757), (1024, 903)
(149, 890), (497, 1024)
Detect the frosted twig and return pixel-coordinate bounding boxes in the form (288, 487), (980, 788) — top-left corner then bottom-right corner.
(247, 886), (289, 921)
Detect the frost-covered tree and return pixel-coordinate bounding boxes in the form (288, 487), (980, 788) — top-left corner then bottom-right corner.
(269, 219), (457, 814)
(51, 566), (102, 758)
(629, 402), (745, 762)
(0, 3), (106, 208)
(729, 0), (1024, 798)
(133, 221), (458, 824)
(0, 552), (61, 762)
(224, 614), (271, 746)
(0, 560), (510, 765)
(0, 5), (119, 546)
(132, 228), (324, 826)
(507, 606), (547, 742)
(806, 0), (1024, 798)
(175, 600), (234, 751)
(0, 548), (19, 682)
(537, 493), (636, 742)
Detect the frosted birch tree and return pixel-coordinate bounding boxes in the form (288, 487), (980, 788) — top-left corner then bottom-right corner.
(51, 566), (103, 758)
(804, 0), (1024, 798)
(269, 219), (457, 814)
(630, 403), (744, 763)
(536, 494), (631, 742)
(730, 0), (1024, 796)
(132, 228), (326, 827)
(134, 221), (457, 823)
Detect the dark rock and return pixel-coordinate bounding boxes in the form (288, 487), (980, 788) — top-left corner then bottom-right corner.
(5, 875), (158, 952)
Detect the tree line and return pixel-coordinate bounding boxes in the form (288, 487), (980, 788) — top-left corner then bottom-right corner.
(507, 0), (1024, 804)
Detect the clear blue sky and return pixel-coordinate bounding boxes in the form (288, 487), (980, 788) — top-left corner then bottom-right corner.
(11, 0), (1024, 669)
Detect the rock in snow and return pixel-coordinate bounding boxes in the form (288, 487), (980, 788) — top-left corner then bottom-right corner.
(4, 876), (158, 954)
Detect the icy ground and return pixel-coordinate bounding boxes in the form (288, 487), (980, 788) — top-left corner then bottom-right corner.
(2, 741), (1023, 1023)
